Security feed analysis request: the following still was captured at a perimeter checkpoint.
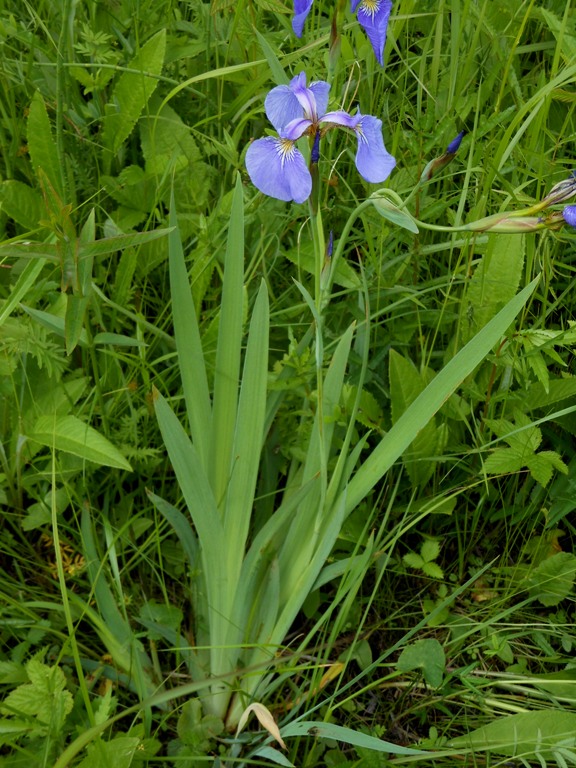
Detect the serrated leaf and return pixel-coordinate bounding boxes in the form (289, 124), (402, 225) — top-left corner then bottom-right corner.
(210, 0), (235, 12)
(177, 699), (224, 751)
(28, 415), (132, 470)
(461, 233), (524, 345)
(422, 561), (444, 579)
(77, 735), (142, 768)
(538, 450), (568, 474)
(526, 348), (551, 392)
(93, 687), (117, 727)
(102, 30), (166, 154)
(397, 639), (445, 688)
(1, 660), (73, 732)
(255, 0), (289, 13)
(541, 8), (576, 66)
(523, 376), (576, 410)
(421, 539), (440, 563)
(389, 350), (439, 488)
(526, 552), (576, 606)
(403, 552), (424, 569)
(27, 92), (62, 196)
(140, 103), (201, 173)
(0, 180), (44, 229)
(526, 453), (554, 487)
(483, 446), (525, 476)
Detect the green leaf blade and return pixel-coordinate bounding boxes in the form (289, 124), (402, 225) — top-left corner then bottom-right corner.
(28, 415), (132, 470)
(102, 30), (166, 154)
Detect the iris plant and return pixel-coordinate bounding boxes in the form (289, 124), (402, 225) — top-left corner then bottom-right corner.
(293, 0), (392, 66)
(246, 72), (395, 203)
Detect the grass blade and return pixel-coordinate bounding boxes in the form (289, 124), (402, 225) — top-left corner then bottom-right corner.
(345, 276), (540, 513)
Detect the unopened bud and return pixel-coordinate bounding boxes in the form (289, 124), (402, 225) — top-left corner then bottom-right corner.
(311, 131), (320, 164)
(446, 131), (464, 155)
(464, 212), (547, 233)
(326, 230), (334, 259)
(541, 173), (576, 207)
(420, 131), (465, 182)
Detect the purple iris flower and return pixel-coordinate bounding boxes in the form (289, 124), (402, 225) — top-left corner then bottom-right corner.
(292, 0), (392, 66)
(351, 0), (392, 66)
(245, 72), (396, 203)
(292, 0), (314, 37)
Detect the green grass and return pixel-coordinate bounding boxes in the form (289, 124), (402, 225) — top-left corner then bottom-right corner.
(1, 0), (576, 766)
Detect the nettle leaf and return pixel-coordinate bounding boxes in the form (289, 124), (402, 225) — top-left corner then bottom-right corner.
(525, 551), (576, 606)
(0, 658), (73, 733)
(77, 735), (142, 768)
(0, 180), (44, 229)
(102, 29), (166, 154)
(389, 350), (441, 489)
(483, 446), (528, 476)
(177, 699), (224, 752)
(523, 376), (576, 410)
(27, 91), (62, 196)
(483, 411), (565, 486)
(526, 451), (567, 488)
(93, 687), (117, 727)
(341, 384), (384, 430)
(397, 639), (445, 688)
(460, 232), (524, 345)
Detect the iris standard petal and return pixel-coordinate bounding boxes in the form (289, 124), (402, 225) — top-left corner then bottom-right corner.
(353, 114), (396, 183)
(246, 137), (312, 203)
(265, 82), (306, 133)
(292, 0), (314, 37)
(355, 0), (392, 66)
(291, 71), (320, 121)
(350, 0), (361, 11)
(309, 80), (331, 118)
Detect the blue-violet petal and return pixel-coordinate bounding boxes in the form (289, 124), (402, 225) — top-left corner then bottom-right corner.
(246, 137), (312, 203)
(355, 0), (392, 66)
(292, 0), (314, 37)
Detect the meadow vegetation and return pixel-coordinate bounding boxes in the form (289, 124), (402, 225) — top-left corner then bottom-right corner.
(1, 0), (576, 766)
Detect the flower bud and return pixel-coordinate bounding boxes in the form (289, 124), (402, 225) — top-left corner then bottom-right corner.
(541, 173), (576, 207)
(419, 132), (465, 182)
(463, 212), (547, 233)
(446, 131), (465, 155)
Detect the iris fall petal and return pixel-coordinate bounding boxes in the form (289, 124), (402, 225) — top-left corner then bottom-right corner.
(292, 0), (314, 37)
(246, 137), (312, 204)
(355, 0), (392, 66)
